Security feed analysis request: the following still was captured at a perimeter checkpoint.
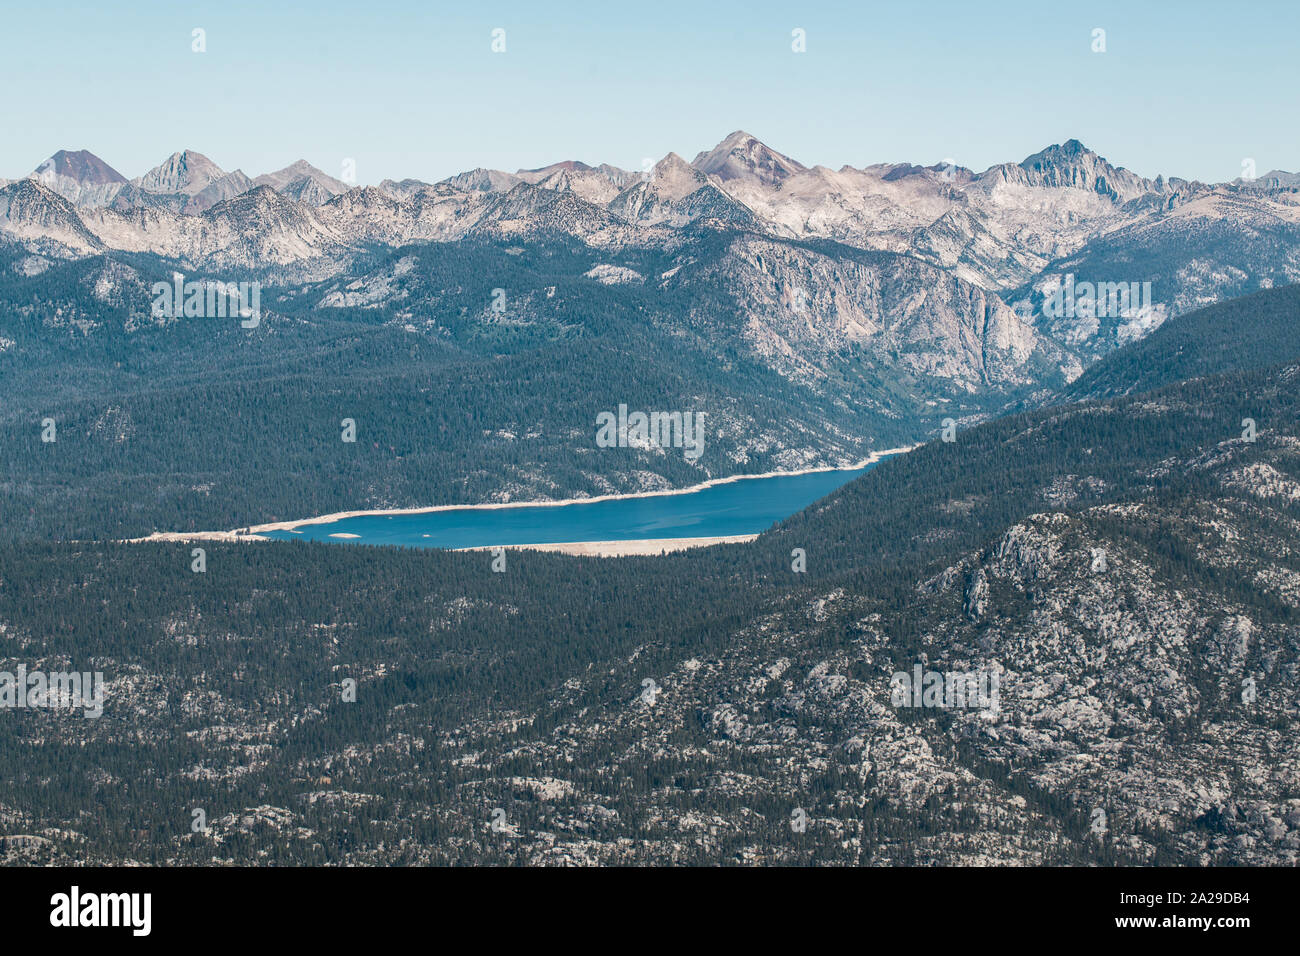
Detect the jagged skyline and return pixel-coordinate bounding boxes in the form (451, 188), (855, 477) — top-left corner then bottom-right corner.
(10, 132), (1295, 200)
(2, 0), (1298, 185)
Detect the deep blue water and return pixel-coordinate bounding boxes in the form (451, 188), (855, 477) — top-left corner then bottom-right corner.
(262, 459), (887, 549)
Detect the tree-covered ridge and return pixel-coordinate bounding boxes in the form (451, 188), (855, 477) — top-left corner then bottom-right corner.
(1, 326), (1297, 863)
(1062, 281), (1300, 401)
(3, 240), (1299, 865)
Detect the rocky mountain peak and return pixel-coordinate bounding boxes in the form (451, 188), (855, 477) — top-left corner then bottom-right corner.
(692, 130), (807, 185)
(0, 178), (103, 251)
(516, 160), (595, 184)
(33, 149), (126, 185)
(134, 150), (226, 196)
(203, 183), (313, 226)
(1013, 139), (1150, 202)
(253, 160), (349, 200)
(433, 168), (516, 194)
(651, 151), (699, 179)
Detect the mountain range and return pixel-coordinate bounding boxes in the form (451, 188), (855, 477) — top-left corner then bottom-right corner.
(17, 148), (351, 217)
(3, 132), (1299, 542)
(4, 132), (1298, 364)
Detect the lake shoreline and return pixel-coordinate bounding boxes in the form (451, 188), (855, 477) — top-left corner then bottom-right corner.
(243, 444), (917, 534)
(455, 535), (760, 557)
(128, 444), (918, 548)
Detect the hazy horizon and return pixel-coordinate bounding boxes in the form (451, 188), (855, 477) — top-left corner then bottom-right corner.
(4, 0), (1298, 186)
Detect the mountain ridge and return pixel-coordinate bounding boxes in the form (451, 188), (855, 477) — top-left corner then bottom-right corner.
(4, 133), (1299, 375)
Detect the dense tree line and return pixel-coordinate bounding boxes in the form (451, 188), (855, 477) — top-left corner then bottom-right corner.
(0, 346), (1296, 863)
(0, 236), (969, 540)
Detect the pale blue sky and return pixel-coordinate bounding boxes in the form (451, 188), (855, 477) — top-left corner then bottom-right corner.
(2, 0), (1296, 185)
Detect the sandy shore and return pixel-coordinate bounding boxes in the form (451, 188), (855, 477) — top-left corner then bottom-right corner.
(128, 444), (918, 551)
(125, 530), (270, 544)
(126, 531), (756, 556)
(456, 535), (759, 557)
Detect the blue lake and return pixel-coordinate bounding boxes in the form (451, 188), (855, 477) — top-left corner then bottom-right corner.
(262, 458), (888, 550)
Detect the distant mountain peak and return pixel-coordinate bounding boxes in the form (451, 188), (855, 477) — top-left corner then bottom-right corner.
(653, 152), (696, 175)
(1239, 169), (1300, 189)
(253, 160), (349, 204)
(33, 149), (126, 185)
(1021, 139), (1100, 168)
(280, 159), (318, 176)
(0, 177), (104, 252)
(254, 159), (344, 187)
(692, 131), (806, 186)
(878, 161), (975, 184)
(517, 160), (594, 177)
(134, 150), (226, 196)
(710, 130), (766, 153)
(1007, 139), (1150, 202)
(435, 168), (518, 194)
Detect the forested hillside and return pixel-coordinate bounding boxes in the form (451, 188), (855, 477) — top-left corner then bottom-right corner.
(1063, 281), (1300, 400)
(0, 235), (1044, 540)
(2, 283), (1297, 865)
